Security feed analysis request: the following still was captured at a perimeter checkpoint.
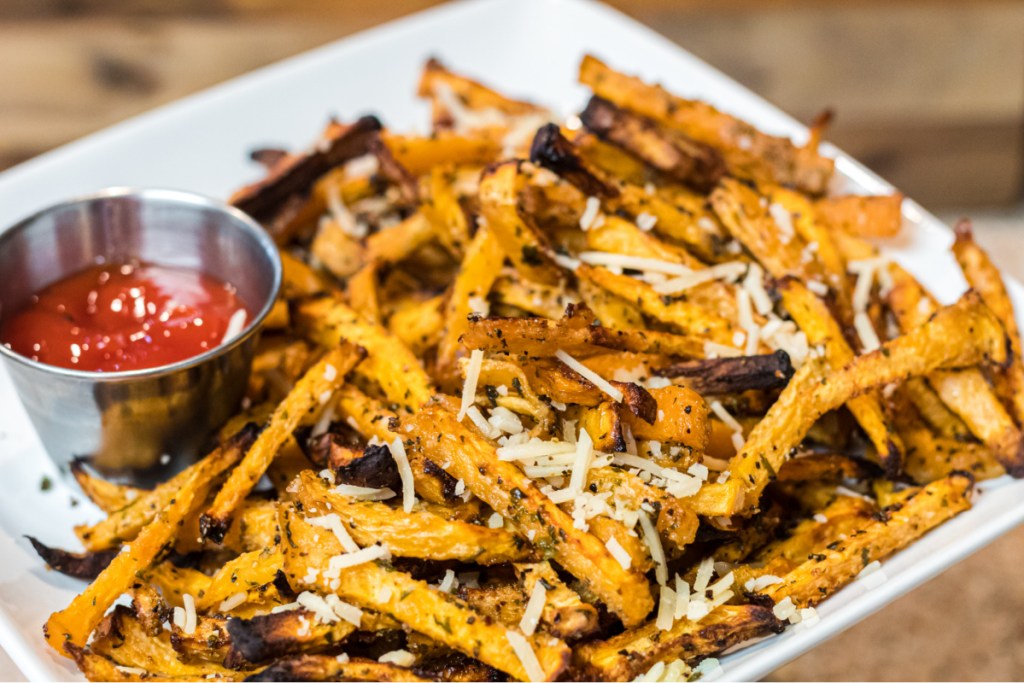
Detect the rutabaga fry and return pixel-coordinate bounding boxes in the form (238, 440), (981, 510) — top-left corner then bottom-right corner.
(333, 385), (457, 504)
(479, 162), (563, 286)
(779, 277), (904, 476)
(435, 225), (506, 384)
(75, 424), (258, 552)
(886, 264), (1024, 475)
(578, 54), (834, 194)
(402, 404), (656, 627)
(702, 292), (1008, 515)
(279, 506), (571, 681)
(200, 343), (365, 542)
(296, 296), (433, 411)
(816, 192), (904, 238)
(45, 427), (257, 653)
(761, 473), (973, 606)
(573, 604), (784, 681)
(952, 221), (1024, 427)
(579, 95), (725, 193)
(291, 470), (534, 564)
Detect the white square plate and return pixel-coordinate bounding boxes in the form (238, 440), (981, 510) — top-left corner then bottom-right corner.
(1, 0), (1022, 680)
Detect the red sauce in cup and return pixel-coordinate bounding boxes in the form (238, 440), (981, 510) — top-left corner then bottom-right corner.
(0, 262), (249, 372)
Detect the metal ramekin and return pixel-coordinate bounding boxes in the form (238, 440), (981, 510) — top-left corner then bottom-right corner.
(0, 188), (281, 484)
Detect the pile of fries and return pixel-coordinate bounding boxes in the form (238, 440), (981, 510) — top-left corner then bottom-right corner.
(33, 55), (1024, 682)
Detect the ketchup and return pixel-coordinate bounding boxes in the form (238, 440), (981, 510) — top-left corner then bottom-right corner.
(0, 262), (249, 372)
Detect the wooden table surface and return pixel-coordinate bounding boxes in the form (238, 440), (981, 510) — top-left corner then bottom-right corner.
(2, 2), (1023, 680)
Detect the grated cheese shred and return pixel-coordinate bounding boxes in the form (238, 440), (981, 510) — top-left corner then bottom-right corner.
(519, 580), (547, 636)
(387, 437), (416, 513)
(555, 349), (624, 403)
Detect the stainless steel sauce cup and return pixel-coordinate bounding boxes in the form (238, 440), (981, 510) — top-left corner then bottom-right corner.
(0, 188), (281, 484)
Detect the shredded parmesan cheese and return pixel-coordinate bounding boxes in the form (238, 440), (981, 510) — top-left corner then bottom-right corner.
(307, 513), (360, 553)
(182, 594), (197, 635)
(580, 196), (604, 231)
(378, 650), (416, 667)
(438, 569), (458, 593)
(505, 631), (545, 682)
(577, 251), (694, 277)
(639, 511), (668, 585)
(854, 312), (881, 352)
(744, 575), (784, 592)
(519, 580), (547, 636)
(387, 437), (416, 513)
(334, 484), (396, 501)
(605, 536), (632, 570)
(636, 212), (658, 231)
(322, 544), (390, 578)
(742, 263), (773, 316)
(218, 592), (247, 613)
(326, 594), (363, 626)
(568, 427), (595, 494)
(458, 349), (485, 421)
(656, 585), (677, 631)
(555, 349), (624, 403)
(465, 405), (502, 439)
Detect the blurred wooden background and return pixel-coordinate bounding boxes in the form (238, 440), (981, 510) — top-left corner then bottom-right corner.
(1, 0), (1022, 208)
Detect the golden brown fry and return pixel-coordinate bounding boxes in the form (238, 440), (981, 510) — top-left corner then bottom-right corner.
(711, 178), (813, 281)
(384, 132), (501, 176)
(422, 166), (472, 256)
(886, 263), (1024, 474)
(45, 429), (256, 653)
(763, 473), (973, 606)
(702, 292), (1008, 515)
(389, 294), (446, 356)
(297, 296), (433, 411)
(292, 471), (533, 564)
(435, 225), (506, 383)
(579, 55), (832, 195)
(346, 261), (382, 323)
(899, 417), (1004, 484)
(75, 425), (258, 552)
(70, 460), (142, 513)
(624, 385), (710, 451)
(574, 604), (783, 681)
(311, 218), (364, 278)
(193, 548), (284, 611)
(201, 344), (365, 542)
(899, 376), (973, 442)
(364, 213), (436, 265)
(280, 506), (571, 682)
(492, 275), (577, 318)
(479, 162), (563, 285)
(418, 58), (542, 128)
(578, 264), (737, 346)
(280, 251), (331, 299)
(816, 193), (904, 238)
(779, 278), (904, 475)
(952, 221), (1024, 427)
(752, 494), (876, 570)
(404, 404), (655, 627)
(515, 562), (601, 640)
